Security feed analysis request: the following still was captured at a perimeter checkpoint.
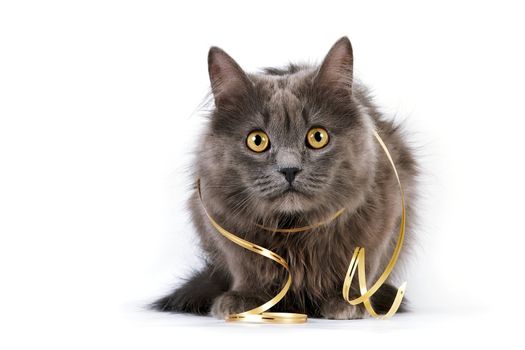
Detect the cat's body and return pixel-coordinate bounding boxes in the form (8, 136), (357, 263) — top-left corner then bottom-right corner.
(152, 37), (418, 319)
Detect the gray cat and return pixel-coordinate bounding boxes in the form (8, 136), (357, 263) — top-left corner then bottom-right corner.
(152, 37), (418, 319)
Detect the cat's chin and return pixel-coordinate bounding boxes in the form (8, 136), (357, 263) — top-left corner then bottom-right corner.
(273, 189), (309, 213)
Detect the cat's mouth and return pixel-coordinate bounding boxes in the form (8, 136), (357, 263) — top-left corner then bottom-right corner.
(283, 187), (300, 194)
(267, 184), (304, 199)
(280, 186), (307, 201)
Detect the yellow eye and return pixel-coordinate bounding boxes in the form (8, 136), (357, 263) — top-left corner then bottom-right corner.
(246, 130), (270, 152)
(306, 127), (329, 149)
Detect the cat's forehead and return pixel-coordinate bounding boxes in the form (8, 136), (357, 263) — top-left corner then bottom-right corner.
(253, 75), (310, 137)
(248, 70), (317, 135)
(251, 68), (314, 97)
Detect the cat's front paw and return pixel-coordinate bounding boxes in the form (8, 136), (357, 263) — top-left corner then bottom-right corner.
(320, 297), (366, 320)
(211, 291), (264, 320)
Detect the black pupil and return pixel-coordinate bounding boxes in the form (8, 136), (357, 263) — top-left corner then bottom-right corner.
(314, 131), (322, 142)
(254, 134), (262, 146)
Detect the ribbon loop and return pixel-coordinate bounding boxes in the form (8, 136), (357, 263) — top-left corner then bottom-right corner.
(341, 130), (407, 318)
(197, 179), (307, 324)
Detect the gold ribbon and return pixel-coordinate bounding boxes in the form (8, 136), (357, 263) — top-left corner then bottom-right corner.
(255, 208), (346, 233)
(197, 179), (307, 324)
(197, 129), (406, 323)
(341, 130), (407, 318)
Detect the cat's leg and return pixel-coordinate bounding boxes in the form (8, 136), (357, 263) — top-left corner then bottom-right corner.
(210, 249), (272, 319)
(210, 290), (266, 319)
(319, 296), (366, 320)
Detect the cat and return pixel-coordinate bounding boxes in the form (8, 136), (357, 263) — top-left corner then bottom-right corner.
(152, 37), (418, 319)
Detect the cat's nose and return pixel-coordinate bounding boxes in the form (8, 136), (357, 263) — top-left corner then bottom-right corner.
(279, 167), (301, 184)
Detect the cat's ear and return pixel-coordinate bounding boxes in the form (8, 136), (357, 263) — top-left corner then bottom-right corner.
(314, 37), (354, 96)
(208, 47), (253, 109)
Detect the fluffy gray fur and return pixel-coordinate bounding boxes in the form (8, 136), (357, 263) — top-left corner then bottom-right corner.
(152, 37), (418, 319)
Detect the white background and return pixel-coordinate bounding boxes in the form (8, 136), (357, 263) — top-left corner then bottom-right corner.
(1, 1), (524, 349)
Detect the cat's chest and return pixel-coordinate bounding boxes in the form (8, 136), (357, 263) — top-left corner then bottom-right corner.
(259, 227), (356, 294)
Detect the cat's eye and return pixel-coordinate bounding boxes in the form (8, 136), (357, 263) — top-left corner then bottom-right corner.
(246, 130), (270, 153)
(306, 127), (329, 149)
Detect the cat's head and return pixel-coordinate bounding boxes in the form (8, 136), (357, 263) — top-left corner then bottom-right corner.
(197, 37), (377, 223)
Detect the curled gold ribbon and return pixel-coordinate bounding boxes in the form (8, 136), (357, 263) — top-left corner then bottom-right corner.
(197, 179), (307, 324)
(197, 129), (407, 323)
(341, 130), (407, 318)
